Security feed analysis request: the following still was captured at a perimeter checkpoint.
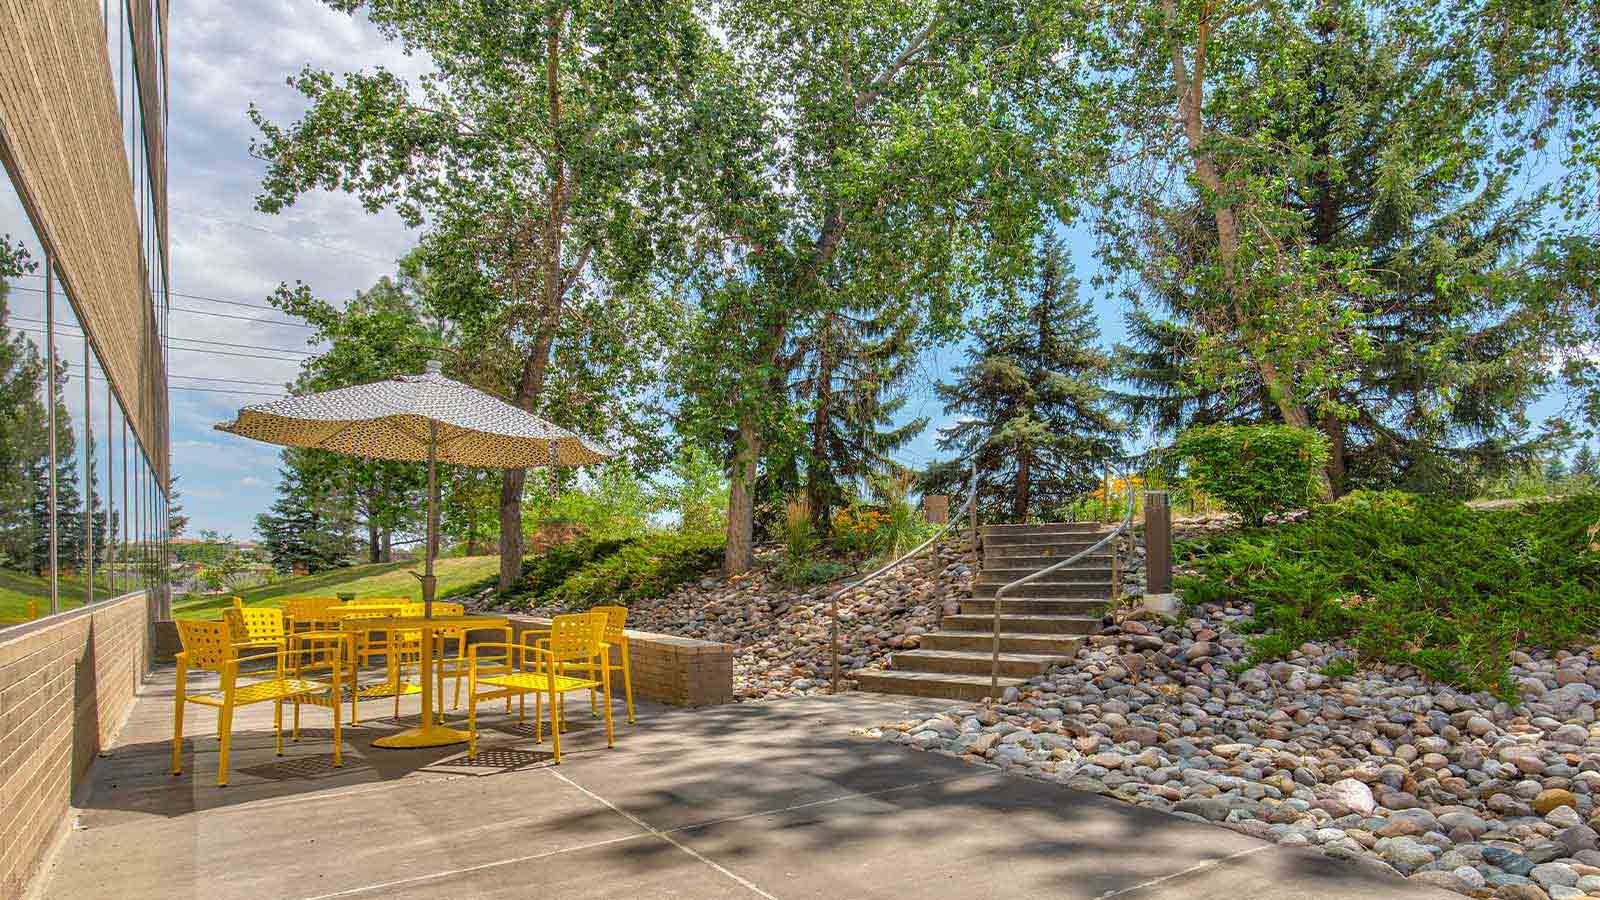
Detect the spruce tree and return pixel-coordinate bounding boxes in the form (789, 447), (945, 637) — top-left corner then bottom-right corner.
(792, 304), (928, 530)
(255, 450), (359, 574)
(0, 279), (48, 569)
(928, 241), (1124, 521)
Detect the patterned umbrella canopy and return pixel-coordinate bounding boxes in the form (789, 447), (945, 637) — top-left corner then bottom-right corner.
(213, 361), (612, 467)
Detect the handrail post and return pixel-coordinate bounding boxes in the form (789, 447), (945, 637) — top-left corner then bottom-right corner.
(830, 454), (982, 695)
(989, 475), (1136, 703)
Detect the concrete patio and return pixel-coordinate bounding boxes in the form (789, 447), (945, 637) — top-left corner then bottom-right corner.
(30, 667), (1459, 900)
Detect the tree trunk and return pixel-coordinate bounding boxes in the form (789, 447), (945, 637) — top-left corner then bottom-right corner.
(498, 4), (572, 593)
(1164, 0), (1330, 500)
(381, 528), (393, 563)
(367, 518), (380, 564)
(724, 415), (759, 575)
(806, 326), (834, 531)
(1012, 451), (1031, 522)
(498, 468), (528, 590)
(1322, 410), (1347, 497)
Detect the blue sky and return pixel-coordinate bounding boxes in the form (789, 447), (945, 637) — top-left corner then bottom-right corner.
(2, 2), (1576, 539)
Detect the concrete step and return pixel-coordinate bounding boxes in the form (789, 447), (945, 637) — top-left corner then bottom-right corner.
(854, 668), (1027, 702)
(971, 581), (1113, 600)
(982, 553), (1112, 571)
(919, 631), (1084, 655)
(982, 522), (1108, 538)
(983, 531), (1113, 550)
(891, 648), (1067, 678)
(959, 596), (1108, 616)
(943, 612), (1102, 634)
(978, 565), (1114, 585)
(985, 541), (1109, 560)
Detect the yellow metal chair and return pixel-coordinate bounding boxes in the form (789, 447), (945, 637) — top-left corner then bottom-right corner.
(587, 605), (636, 725)
(332, 604), (412, 723)
(466, 612), (614, 764)
(280, 596), (345, 634)
(226, 602), (289, 654)
(171, 619), (343, 787)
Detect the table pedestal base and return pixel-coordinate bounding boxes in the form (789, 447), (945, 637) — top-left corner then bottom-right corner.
(372, 724), (471, 749)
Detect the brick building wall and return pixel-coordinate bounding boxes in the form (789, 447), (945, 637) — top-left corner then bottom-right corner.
(0, 593), (150, 897)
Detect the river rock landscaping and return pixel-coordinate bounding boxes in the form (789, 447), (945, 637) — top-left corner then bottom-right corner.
(517, 538), (975, 701)
(868, 595), (1600, 899)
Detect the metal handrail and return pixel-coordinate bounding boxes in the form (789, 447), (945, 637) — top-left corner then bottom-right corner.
(988, 476), (1137, 701)
(829, 459), (980, 693)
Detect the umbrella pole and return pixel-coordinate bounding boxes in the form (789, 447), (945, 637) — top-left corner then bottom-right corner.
(424, 422), (438, 614)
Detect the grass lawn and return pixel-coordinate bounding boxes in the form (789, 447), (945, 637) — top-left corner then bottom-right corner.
(0, 570), (122, 623)
(171, 555), (502, 619)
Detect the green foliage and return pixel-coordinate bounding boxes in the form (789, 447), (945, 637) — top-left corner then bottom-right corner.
(1179, 490), (1600, 694)
(1175, 425), (1330, 525)
(525, 462), (660, 540)
(545, 532), (724, 609)
(1320, 657), (1357, 679)
(927, 240), (1125, 521)
(662, 445), (728, 535)
(778, 558), (853, 588)
(514, 537), (634, 605)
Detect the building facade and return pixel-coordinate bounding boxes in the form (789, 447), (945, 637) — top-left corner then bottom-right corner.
(0, 0), (171, 623)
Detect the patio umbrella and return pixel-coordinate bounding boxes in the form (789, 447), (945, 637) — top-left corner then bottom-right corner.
(214, 360), (613, 612)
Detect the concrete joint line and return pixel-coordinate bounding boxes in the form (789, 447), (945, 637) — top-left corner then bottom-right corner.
(544, 767), (780, 900)
(290, 768), (987, 900)
(295, 832), (651, 900)
(1091, 844), (1273, 900)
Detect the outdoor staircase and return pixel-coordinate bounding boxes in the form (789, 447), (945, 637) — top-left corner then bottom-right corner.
(854, 522), (1113, 702)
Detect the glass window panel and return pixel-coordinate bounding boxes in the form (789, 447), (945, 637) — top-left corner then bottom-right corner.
(0, 166), (56, 623)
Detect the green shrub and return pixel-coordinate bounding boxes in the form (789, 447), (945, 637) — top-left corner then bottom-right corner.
(1179, 490), (1600, 696)
(1174, 424), (1330, 525)
(546, 532), (724, 609)
(778, 558), (853, 587)
(438, 536), (634, 604)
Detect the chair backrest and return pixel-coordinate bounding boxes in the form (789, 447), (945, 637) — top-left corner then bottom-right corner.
(337, 604), (406, 624)
(226, 606), (285, 644)
(430, 602), (465, 617)
(591, 605), (628, 642)
(281, 596), (342, 624)
(546, 611), (608, 664)
(177, 619), (238, 672)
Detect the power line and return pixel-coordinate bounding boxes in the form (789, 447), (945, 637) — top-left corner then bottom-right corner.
(53, 359), (286, 388)
(8, 272), (332, 317)
(175, 207), (399, 266)
(7, 325), (305, 365)
(171, 306), (315, 328)
(7, 316), (319, 357)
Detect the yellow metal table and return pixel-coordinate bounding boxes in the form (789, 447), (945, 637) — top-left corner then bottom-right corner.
(360, 613), (509, 748)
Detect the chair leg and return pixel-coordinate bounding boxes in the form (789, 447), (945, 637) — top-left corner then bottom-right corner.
(621, 649), (636, 725)
(550, 691), (562, 764)
(274, 700), (283, 756)
(217, 704), (235, 787)
(171, 691), (185, 776)
(332, 693), (343, 768)
(467, 687), (479, 759)
(602, 670), (615, 749)
(293, 700), (301, 741)
(534, 691), (543, 743)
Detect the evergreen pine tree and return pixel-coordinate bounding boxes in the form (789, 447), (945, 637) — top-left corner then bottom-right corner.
(26, 353), (82, 574)
(1574, 445), (1599, 480)
(255, 450), (358, 574)
(927, 241), (1124, 521)
(792, 304), (927, 529)
(0, 279), (48, 569)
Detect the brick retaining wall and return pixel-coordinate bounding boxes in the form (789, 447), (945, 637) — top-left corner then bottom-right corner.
(471, 615), (734, 708)
(0, 592), (151, 897)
